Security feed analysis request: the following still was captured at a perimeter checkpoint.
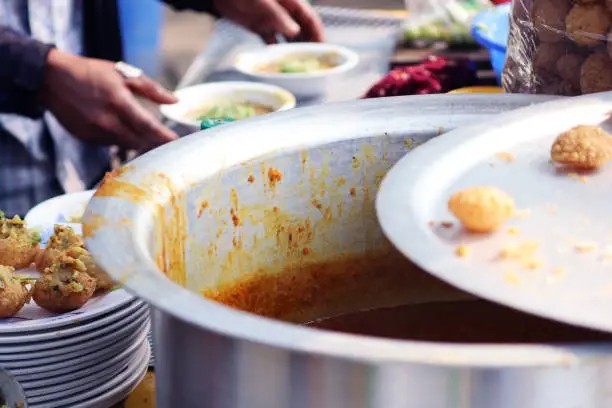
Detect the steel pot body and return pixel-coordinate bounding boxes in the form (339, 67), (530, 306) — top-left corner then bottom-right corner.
(84, 94), (612, 408)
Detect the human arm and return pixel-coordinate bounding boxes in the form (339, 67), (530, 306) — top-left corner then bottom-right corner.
(0, 26), (54, 118)
(40, 49), (179, 151)
(162, 0), (324, 43)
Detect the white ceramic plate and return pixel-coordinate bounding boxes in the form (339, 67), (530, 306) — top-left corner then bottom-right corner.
(377, 91), (612, 334)
(21, 333), (146, 394)
(28, 340), (150, 408)
(0, 299), (145, 344)
(5, 324), (148, 376)
(0, 224), (133, 334)
(0, 311), (148, 357)
(25, 190), (94, 228)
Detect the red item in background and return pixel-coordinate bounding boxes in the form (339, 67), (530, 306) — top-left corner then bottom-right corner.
(490, 0), (510, 4)
(363, 56), (478, 99)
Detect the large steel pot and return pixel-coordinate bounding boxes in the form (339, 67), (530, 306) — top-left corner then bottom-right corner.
(85, 94), (612, 408)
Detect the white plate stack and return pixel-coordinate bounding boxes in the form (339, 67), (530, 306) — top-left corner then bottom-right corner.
(0, 193), (153, 407)
(0, 288), (150, 408)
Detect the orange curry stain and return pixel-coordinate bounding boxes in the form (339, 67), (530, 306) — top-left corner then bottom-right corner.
(153, 173), (188, 287)
(91, 169), (189, 286)
(268, 168), (282, 185)
(94, 172), (150, 205)
(82, 214), (110, 238)
(197, 201), (209, 219)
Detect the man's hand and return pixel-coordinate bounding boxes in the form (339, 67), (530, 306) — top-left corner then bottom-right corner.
(214, 0), (325, 43)
(40, 49), (179, 152)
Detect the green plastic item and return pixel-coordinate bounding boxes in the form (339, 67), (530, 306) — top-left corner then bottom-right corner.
(200, 117), (236, 130)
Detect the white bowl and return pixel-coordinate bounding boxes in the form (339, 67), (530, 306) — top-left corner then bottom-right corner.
(234, 43), (360, 97)
(160, 81), (297, 134)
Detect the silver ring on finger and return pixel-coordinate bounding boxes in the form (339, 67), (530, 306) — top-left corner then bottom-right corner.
(114, 61), (143, 79)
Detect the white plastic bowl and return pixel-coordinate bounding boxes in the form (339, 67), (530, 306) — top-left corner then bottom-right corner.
(234, 43), (360, 97)
(160, 81), (297, 134)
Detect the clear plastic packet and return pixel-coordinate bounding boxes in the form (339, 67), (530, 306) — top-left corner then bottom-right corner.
(402, 0), (491, 46)
(503, 0), (612, 95)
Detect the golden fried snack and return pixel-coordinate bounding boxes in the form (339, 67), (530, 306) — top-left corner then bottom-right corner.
(34, 224), (84, 273)
(533, 43), (571, 77)
(566, 4), (610, 46)
(448, 187), (515, 233)
(581, 52), (612, 94)
(66, 247), (115, 291)
(32, 256), (95, 313)
(532, 0), (571, 42)
(539, 78), (580, 96)
(551, 125), (612, 169)
(0, 213), (41, 270)
(556, 53), (585, 89)
(0, 266), (31, 318)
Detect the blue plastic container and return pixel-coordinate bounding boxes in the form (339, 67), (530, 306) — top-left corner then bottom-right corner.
(471, 3), (510, 84)
(118, 0), (164, 78)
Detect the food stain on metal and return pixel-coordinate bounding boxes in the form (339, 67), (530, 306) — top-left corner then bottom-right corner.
(197, 201), (209, 219)
(574, 241), (598, 253)
(495, 152), (515, 162)
(268, 168), (282, 185)
(247, 174), (255, 183)
(82, 214), (110, 238)
(152, 173), (188, 288)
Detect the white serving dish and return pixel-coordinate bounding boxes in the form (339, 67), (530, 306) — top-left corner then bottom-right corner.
(25, 190), (95, 235)
(160, 81), (296, 134)
(234, 42), (359, 97)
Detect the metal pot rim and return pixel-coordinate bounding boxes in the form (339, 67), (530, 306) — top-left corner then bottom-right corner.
(85, 94), (612, 367)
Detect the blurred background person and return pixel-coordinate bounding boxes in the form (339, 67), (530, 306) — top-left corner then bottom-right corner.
(0, 0), (324, 217)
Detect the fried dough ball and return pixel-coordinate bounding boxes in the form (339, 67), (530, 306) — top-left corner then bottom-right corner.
(580, 52), (612, 93)
(538, 78), (580, 95)
(556, 53), (585, 89)
(66, 247), (115, 291)
(566, 4), (610, 46)
(551, 125), (612, 168)
(0, 213), (41, 270)
(35, 225), (84, 273)
(533, 42), (571, 77)
(32, 256), (95, 313)
(532, 0), (571, 42)
(448, 187), (515, 233)
(0, 266), (31, 318)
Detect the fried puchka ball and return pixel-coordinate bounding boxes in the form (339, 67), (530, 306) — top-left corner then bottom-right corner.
(533, 42), (572, 78)
(34, 224), (84, 273)
(0, 212), (42, 270)
(580, 52), (612, 94)
(32, 256), (95, 313)
(551, 125), (612, 168)
(556, 53), (585, 89)
(448, 187), (515, 233)
(566, 4), (610, 46)
(0, 266), (31, 318)
(532, 0), (571, 42)
(66, 247), (115, 292)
